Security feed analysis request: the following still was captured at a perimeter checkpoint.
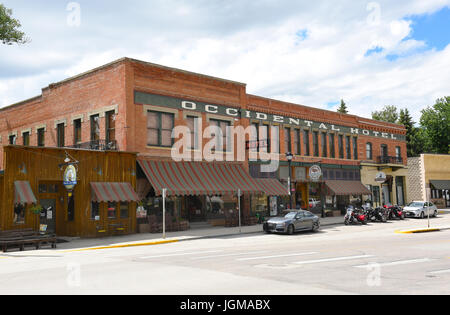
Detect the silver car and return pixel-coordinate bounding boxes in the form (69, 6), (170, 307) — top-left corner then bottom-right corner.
(263, 210), (320, 235)
(404, 201), (438, 219)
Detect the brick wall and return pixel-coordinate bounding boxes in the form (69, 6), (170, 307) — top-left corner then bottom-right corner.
(407, 157), (424, 202)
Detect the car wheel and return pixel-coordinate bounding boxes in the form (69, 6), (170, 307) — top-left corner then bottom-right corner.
(433, 210), (438, 218)
(312, 222), (320, 232)
(287, 225), (294, 235)
(420, 212), (425, 219)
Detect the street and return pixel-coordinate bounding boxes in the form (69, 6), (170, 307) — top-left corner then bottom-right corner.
(0, 214), (449, 295)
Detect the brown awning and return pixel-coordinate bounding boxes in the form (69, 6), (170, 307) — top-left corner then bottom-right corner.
(430, 180), (450, 190)
(325, 180), (371, 196)
(14, 181), (37, 205)
(137, 160), (263, 196)
(254, 178), (289, 196)
(91, 182), (139, 202)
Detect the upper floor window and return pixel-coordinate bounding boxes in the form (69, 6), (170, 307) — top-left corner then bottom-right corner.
(23, 132), (30, 146)
(381, 144), (388, 157)
(294, 129), (301, 155)
(105, 111), (116, 143)
(9, 134), (16, 145)
(57, 123), (65, 148)
(366, 143), (373, 160)
(313, 131), (319, 157)
(186, 116), (200, 150)
(284, 127), (292, 154)
(329, 133), (335, 158)
(338, 135), (344, 159)
(345, 135), (351, 159)
(147, 111), (174, 147)
(37, 128), (45, 147)
(321, 132), (327, 158)
(90, 114), (100, 142)
(209, 119), (231, 152)
(73, 119), (82, 145)
(352, 137), (358, 160)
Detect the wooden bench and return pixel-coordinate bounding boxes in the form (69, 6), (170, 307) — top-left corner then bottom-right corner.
(0, 229), (57, 252)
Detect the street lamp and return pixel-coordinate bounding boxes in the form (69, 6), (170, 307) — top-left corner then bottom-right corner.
(286, 152), (293, 210)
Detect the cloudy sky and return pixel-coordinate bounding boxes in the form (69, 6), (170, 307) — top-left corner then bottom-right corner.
(1, 0), (450, 123)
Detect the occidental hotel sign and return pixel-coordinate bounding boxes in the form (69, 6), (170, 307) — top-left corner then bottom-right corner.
(135, 91), (406, 141)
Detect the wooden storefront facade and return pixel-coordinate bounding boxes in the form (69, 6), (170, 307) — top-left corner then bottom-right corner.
(0, 145), (138, 238)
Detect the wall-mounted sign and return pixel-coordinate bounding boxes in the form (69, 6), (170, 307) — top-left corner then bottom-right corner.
(63, 164), (77, 190)
(375, 171), (387, 183)
(309, 165), (322, 181)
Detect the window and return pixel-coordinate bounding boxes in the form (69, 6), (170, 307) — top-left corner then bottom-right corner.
(303, 130), (310, 156)
(91, 202), (100, 220)
(381, 144), (388, 157)
(13, 204), (25, 224)
(37, 128), (45, 147)
(313, 131), (319, 157)
(74, 119), (82, 145)
(209, 119), (231, 152)
(321, 132), (327, 158)
(57, 123), (65, 147)
(90, 114), (100, 142)
(9, 134), (16, 145)
(353, 137), (358, 160)
(346, 136), (351, 159)
(23, 132), (30, 146)
(105, 111), (116, 143)
(67, 193), (75, 222)
(284, 127), (292, 154)
(186, 116), (199, 150)
(329, 133), (335, 158)
(366, 143), (373, 160)
(120, 202), (129, 219)
(395, 146), (401, 158)
(107, 201), (117, 219)
(294, 129), (301, 155)
(147, 111), (174, 147)
(338, 135), (344, 159)
(270, 125), (280, 153)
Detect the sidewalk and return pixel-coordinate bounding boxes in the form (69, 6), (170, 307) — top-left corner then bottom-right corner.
(58, 215), (345, 251)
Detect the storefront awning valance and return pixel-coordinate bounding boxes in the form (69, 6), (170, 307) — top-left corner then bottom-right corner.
(254, 178), (289, 196)
(137, 160), (263, 196)
(325, 180), (371, 196)
(91, 182), (139, 202)
(430, 180), (450, 190)
(14, 181), (37, 205)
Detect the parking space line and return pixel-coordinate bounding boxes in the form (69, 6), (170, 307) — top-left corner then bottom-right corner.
(293, 255), (374, 265)
(353, 258), (433, 269)
(140, 250), (222, 259)
(236, 252), (318, 261)
(191, 251), (268, 260)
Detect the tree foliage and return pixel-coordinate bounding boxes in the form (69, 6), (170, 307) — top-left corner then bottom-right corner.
(372, 105), (399, 124)
(419, 97), (450, 154)
(337, 99), (348, 114)
(0, 4), (29, 45)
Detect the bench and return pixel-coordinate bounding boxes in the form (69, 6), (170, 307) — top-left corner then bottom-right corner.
(0, 229), (57, 252)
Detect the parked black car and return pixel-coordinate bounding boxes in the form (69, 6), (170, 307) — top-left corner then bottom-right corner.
(263, 210), (320, 235)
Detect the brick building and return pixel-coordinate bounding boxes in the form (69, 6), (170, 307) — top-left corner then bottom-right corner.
(0, 57), (408, 232)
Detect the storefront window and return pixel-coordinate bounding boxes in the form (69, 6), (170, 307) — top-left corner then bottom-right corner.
(108, 201), (117, 219)
(91, 202), (100, 220)
(120, 202), (129, 218)
(251, 194), (269, 217)
(13, 203), (25, 224)
(142, 196), (181, 218)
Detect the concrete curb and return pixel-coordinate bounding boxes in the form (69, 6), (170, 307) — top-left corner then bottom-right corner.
(395, 228), (441, 234)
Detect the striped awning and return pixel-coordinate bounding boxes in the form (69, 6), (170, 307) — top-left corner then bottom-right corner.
(91, 182), (139, 202)
(325, 180), (372, 196)
(255, 178), (289, 196)
(137, 160), (263, 196)
(14, 181), (37, 205)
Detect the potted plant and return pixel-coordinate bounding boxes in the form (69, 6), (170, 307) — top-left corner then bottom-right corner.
(30, 204), (43, 215)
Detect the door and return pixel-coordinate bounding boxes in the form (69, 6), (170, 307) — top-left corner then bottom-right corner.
(40, 199), (56, 234)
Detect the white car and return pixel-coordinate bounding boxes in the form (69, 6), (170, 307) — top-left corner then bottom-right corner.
(404, 201), (438, 219)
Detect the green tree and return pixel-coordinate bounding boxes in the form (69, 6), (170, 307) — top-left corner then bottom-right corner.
(372, 105), (399, 123)
(398, 108), (425, 157)
(337, 99), (348, 114)
(0, 4), (29, 45)
(420, 97), (450, 154)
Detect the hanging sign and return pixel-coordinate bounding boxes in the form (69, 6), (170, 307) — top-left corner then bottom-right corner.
(375, 171), (387, 183)
(309, 165), (322, 181)
(63, 164), (77, 190)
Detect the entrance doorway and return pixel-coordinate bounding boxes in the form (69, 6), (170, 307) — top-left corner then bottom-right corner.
(186, 196), (205, 222)
(40, 199), (56, 234)
(38, 182), (63, 235)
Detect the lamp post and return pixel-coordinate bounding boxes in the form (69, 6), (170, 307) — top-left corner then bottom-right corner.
(286, 152), (293, 210)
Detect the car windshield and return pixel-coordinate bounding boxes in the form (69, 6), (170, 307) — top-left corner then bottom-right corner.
(284, 212), (298, 219)
(407, 202), (424, 207)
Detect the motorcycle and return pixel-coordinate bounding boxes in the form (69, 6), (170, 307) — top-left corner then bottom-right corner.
(344, 205), (368, 225)
(365, 206), (388, 222)
(386, 204), (405, 220)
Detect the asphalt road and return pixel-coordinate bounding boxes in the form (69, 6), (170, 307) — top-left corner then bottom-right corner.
(0, 214), (449, 295)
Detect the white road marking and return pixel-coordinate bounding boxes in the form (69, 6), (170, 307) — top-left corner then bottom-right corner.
(293, 255), (375, 265)
(191, 251), (268, 260)
(236, 252), (318, 261)
(353, 258), (433, 269)
(429, 269), (450, 275)
(140, 250), (222, 259)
